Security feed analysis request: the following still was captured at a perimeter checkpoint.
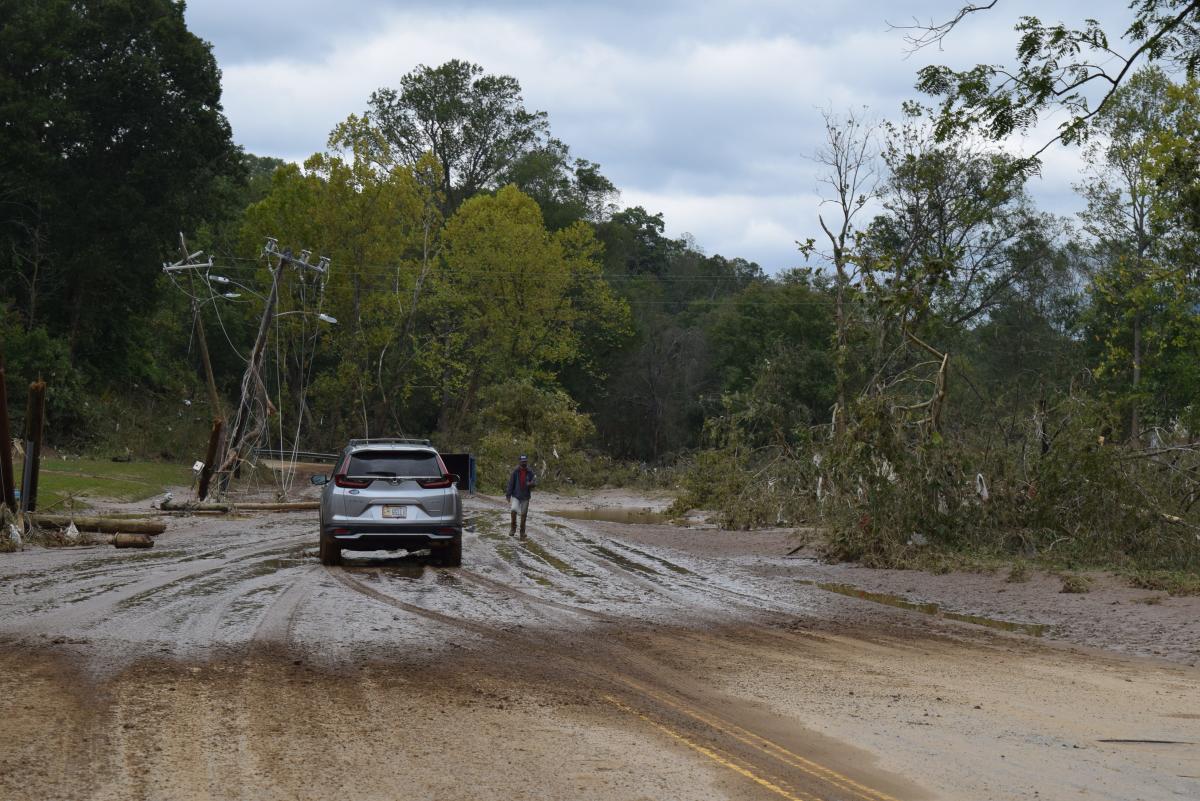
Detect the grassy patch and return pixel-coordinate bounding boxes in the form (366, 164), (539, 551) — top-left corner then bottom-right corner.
(1059, 573), (1093, 594)
(1006, 561), (1031, 583)
(1125, 569), (1200, 596)
(14, 457), (193, 511)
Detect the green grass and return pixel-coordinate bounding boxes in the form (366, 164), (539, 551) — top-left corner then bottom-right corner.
(14, 457), (193, 512)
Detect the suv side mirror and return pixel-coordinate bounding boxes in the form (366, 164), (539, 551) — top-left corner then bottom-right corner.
(310, 474), (329, 486)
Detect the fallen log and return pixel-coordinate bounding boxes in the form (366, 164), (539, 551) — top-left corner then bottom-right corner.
(234, 501), (320, 512)
(31, 513), (165, 535)
(111, 533), (154, 548)
(160, 499), (230, 513)
(159, 499), (318, 513)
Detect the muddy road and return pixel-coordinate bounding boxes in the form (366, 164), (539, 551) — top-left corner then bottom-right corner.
(1, 495), (1197, 801)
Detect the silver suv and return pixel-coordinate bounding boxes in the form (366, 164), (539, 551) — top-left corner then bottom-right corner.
(312, 439), (463, 567)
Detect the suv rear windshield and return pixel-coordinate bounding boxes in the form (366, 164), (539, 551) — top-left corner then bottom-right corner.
(345, 450), (442, 478)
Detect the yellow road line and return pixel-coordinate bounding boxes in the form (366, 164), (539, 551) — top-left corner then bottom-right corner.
(602, 695), (819, 801)
(616, 676), (901, 801)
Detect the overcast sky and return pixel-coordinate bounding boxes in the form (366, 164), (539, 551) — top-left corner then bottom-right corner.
(184, 0), (1131, 272)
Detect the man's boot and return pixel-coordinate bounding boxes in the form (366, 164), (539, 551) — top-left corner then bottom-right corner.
(510, 512), (517, 536)
(519, 513), (527, 539)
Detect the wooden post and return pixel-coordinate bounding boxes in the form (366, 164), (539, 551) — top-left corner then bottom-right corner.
(21, 380), (45, 513)
(193, 298), (223, 419)
(0, 352), (16, 511)
(197, 417), (223, 501)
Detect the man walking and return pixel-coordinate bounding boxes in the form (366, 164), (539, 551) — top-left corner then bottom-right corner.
(505, 455), (536, 538)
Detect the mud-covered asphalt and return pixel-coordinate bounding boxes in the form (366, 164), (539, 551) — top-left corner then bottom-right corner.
(1, 495), (1197, 801)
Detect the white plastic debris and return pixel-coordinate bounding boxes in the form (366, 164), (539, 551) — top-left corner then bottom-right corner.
(6, 524), (21, 550)
(64, 522), (80, 543)
(908, 532), (929, 546)
(975, 473), (990, 502)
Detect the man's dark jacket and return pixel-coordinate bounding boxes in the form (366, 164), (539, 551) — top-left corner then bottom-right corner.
(506, 466), (537, 501)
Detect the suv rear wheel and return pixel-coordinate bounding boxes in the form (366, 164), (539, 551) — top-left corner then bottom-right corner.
(439, 536), (462, 567)
(319, 531), (342, 566)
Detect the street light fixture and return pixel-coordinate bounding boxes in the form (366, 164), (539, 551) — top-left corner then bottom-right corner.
(274, 310), (337, 324)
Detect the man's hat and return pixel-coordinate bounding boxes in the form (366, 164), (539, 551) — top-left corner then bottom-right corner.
(519, 455), (528, 462)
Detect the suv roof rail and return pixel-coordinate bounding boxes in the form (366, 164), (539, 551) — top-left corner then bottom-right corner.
(347, 437), (432, 447)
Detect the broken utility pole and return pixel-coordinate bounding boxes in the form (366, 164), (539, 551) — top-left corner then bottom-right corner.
(161, 234), (330, 499)
(197, 417), (223, 501)
(215, 239), (329, 495)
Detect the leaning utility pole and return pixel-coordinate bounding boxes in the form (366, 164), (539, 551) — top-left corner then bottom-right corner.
(161, 235), (329, 498)
(217, 249), (283, 487)
(214, 239), (329, 495)
(162, 234), (223, 417)
(161, 234), (230, 497)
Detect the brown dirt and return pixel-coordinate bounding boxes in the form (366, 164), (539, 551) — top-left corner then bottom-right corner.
(0, 490), (1196, 800)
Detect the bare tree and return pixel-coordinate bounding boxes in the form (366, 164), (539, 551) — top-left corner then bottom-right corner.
(806, 108), (880, 433)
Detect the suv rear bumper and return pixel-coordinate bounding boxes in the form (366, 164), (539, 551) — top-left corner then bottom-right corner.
(325, 526), (460, 552)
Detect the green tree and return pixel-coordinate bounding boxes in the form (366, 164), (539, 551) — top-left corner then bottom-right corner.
(430, 185), (630, 434)
(367, 60), (550, 215)
(501, 138), (618, 230)
(0, 0), (240, 375)
(705, 271), (837, 447)
(1083, 71), (1200, 435)
(909, 2), (1200, 154)
(240, 117), (442, 442)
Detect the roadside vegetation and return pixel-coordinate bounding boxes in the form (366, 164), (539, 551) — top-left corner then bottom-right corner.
(2, 1), (1198, 589)
(13, 457), (193, 513)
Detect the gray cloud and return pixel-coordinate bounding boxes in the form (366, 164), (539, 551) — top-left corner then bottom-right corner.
(185, 0), (1133, 270)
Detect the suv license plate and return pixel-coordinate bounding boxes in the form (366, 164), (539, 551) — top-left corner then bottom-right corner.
(382, 505), (408, 519)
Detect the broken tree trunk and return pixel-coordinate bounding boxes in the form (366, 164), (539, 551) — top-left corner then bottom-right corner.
(30, 514), (165, 535)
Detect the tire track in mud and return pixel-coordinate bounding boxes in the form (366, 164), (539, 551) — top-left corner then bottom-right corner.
(6, 533), (309, 641)
(327, 566), (501, 639)
(523, 514), (805, 621)
(457, 568), (613, 621)
(321, 561), (905, 801)
(249, 565), (320, 646)
(465, 512), (831, 655)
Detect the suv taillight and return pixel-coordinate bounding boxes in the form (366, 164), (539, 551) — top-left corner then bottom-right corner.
(418, 474), (455, 489)
(334, 474), (371, 489)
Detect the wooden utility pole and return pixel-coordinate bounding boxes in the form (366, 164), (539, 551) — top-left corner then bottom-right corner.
(193, 298), (223, 419)
(217, 259), (283, 487)
(21, 380), (45, 513)
(192, 297), (226, 499)
(197, 417), (223, 501)
(0, 352), (16, 512)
